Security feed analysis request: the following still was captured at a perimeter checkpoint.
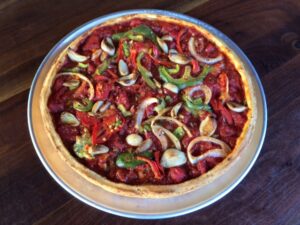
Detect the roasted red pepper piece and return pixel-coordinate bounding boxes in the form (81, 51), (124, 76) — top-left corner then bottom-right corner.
(136, 156), (163, 180)
(176, 29), (186, 54)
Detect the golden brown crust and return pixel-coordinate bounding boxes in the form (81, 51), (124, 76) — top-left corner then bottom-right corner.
(40, 14), (257, 198)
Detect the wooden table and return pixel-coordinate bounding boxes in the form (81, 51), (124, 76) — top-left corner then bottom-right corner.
(1, 0), (299, 224)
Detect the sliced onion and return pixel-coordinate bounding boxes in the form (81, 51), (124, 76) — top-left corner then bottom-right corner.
(91, 100), (104, 114)
(153, 79), (162, 88)
(152, 124), (168, 150)
(136, 139), (153, 152)
(99, 101), (111, 113)
(151, 124), (181, 150)
(57, 72), (94, 100)
(126, 134), (143, 146)
(155, 116), (192, 137)
(188, 37), (223, 64)
(187, 136), (231, 164)
(135, 97), (159, 130)
(163, 83), (179, 94)
(91, 49), (102, 62)
(60, 112), (80, 126)
(157, 37), (168, 54)
(168, 49), (190, 65)
(118, 59), (129, 76)
(184, 84), (212, 104)
(161, 35), (173, 41)
(144, 107), (171, 125)
(117, 73), (137, 86)
(101, 37), (115, 56)
(160, 148), (187, 168)
(226, 102), (247, 113)
(90, 145), (109, 155)
(67, 48), (88, 62)
(62, 79), (80, 90)
(171, 102), (182, 118)
(199, 116), (217, 136)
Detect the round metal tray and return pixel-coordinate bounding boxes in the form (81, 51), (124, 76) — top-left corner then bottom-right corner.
(27, 9), (267, 219)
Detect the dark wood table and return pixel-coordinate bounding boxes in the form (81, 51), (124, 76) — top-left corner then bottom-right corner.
(1, 0), (299, 224)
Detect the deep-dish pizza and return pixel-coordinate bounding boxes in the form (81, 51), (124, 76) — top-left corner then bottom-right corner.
(40, 14), (256, 198)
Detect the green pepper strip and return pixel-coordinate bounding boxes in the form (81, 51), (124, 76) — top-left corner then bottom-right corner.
(73, 98), (93, 112)
(95, 59), (109, 75)
(122, 41), (130, 57)
(137, 52), (157, 90)
(117, 104), (132, 117)
(173, 127), (185, 140)
(182, 94), (211, 112)
(112, 25), (157, 44)
(116, 152), (153, 169)
(159, 65), (211, 89)
(167, 64), (180, 74)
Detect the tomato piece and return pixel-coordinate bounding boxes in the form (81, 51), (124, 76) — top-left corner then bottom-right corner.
(218, 101), (233, 125)
(76, 111), (98, 130)
(168, 167), (186, 183)
(94, 82), (112, 101)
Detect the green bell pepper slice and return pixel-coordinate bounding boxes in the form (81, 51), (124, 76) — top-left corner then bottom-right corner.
(112, 25), (157, 44)
(73, 98), (93, 112)
(159, 65), (211, 89)
(137, 52), (157, 90)
(116, 151), (153, 169)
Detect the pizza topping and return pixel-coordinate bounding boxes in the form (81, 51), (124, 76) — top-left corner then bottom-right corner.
(60, 112), (80, 126)
(137, 52), (157, 90)
(188, 37), (223, 65)
(187, 136), (231, 164)
(91, 144), (110, 155)
(91, 100), (104, 114)
(218, 72), (230, 102)
(163, 83), (179, 94)
(101, 37), (115, 56)
(171, 102), (182, 118)
(48, 18), (249, 185)
(73, 98), (93, 112)
(62, 79), (80, 90)
(117, 72), (138, 86)
(168, 49), (190, 65)
(67, 48), (89, 62)
(57, 72), (95, 100)
(135, 97), (159, 130)
(157, 36), (168, 54)
(126, 134), (143, 147)
(226, 101), (247, 113)
(136, 139), (153, 152)
(118, 59), (129, 76)
(160, 148), (187, 168)
(199, 115), (217, 136)
(159, 65), (211, 89)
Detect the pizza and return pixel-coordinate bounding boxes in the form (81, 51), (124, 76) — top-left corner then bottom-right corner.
(40, 14), (256, 198)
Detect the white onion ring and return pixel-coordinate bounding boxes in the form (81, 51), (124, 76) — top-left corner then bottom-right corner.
(187, 136), (231, 164)
(57, 72), (95, 100)
(155, 116), (192, 137)
(188, 37), (223, 64)
(185, 84), (212, 104)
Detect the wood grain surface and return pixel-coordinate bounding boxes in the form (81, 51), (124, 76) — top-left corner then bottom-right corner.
(0, 0), (300, 224)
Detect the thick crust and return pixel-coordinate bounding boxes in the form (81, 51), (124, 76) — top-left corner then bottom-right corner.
(40, 14), (257, 198)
